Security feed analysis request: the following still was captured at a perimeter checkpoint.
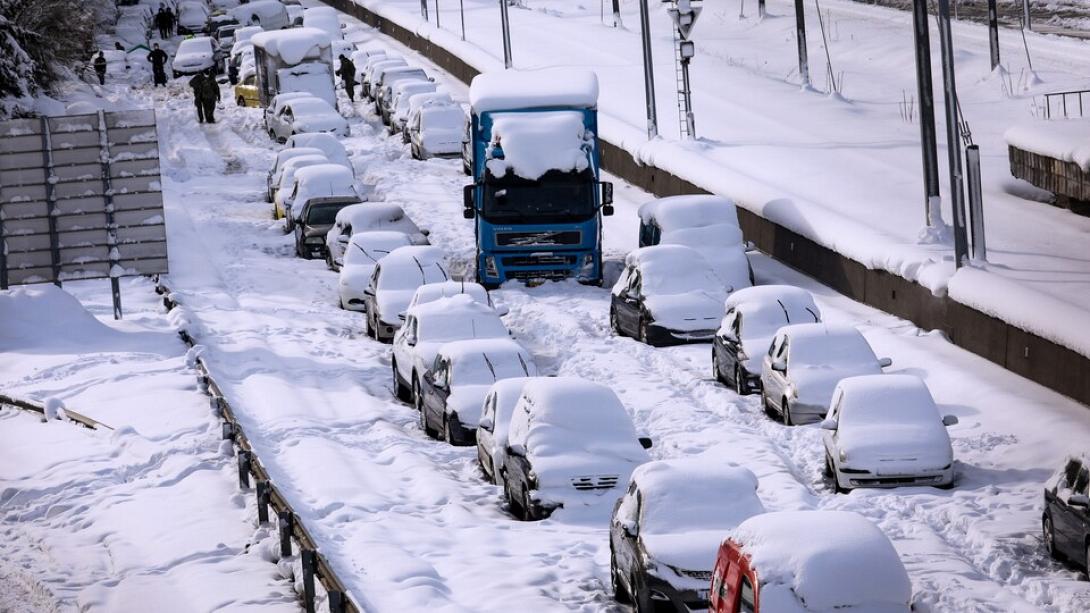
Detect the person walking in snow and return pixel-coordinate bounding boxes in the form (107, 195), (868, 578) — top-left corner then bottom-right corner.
(165, 7), (177, 36)
(155, 7), (170, 39)
(189, 71), (208, 123)
(93, 52), (107, 85)
(147, 43), (169, 87)
(336, 54), (356, 102)
(199, 69), (221, 123)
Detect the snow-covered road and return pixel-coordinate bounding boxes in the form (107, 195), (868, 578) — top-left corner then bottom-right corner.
(123, 17), (1090, 611)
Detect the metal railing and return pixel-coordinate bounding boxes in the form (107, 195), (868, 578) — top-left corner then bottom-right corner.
(0, 394), (114, 430)
(1042, 89), (1090, 119)
(155, 277), (361, 613)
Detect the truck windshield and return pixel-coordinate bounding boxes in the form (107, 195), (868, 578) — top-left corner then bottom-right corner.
(482, 169), (596, 224)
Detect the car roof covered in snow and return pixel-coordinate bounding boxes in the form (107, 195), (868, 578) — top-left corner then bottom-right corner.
(285, 132), (349, 166)
(233, 25), (263, 43)
(485, 111), (589, 180)
(638, 195), (739, 231)
(834, 374), (938, 424)
(438, 338), (537, 385)
(409, 281), (490, 309)
(278, 154), (330, 180)
(287, 97), (338, 115)
(407, 292), (493, 319)
(509, 377), (644, 457)
(730, 511), (912, 610)
(469, 68), (598, 114)
(177, 37), (213, 54)
(625, 244), (709, 271)
(337, 202), (415, 230)
(251, 27), (331, 64)
(779, 323), (876, 364)
(633, 460), (764, 534)
(725, 285), (818, 314)
(276, 146), (325, 165)
(381, 245), (445, 269)
(292, 163), (354, 192)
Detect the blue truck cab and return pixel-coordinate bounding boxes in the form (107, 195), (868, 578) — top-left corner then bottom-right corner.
(463, 69), (613, 288)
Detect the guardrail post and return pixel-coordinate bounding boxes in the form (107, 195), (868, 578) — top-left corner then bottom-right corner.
(197, 375), (210, 394)
(301, 549), (318, 613)
(256, 480), (271, 523)
(278, 510), (294, 558)
(222, 422), (235, 441)
(237, 450), (252, 489)
(210, 395), (222, 416)
(327, 591), (346, 613)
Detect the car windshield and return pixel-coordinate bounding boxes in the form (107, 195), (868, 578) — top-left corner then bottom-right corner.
(641, 265), (715, 296)
(792, 332), (876, 367)
(452, 352), (531, 386)
(483, 168), (596, 224)
(306, 203), (345, 226)
(377, 261), (447, 291)
(418, 313), (507, 343)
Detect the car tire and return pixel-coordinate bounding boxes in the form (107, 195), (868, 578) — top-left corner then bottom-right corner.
(712, 351), (722, 383)
(236, 96), (245, 106)
(412, 376), (422, 409)
(826, 455), (847, 494)
(338, 296), (345, 310)
(610, 548), (630, 603)
(734, 365), (747, 395)
(610, 307), (623, 337)
(782, 397), (794, 426)
(443, 415), (455, 445)
(506, 482), (525, 519)
(392, 362), (411, 402)
(761, 391), (777, 419)
(1043, 515), (1059, 559)
(638, 318), (650, 345)
(631, 572), (653, 613)
(522, 489), (535, 521)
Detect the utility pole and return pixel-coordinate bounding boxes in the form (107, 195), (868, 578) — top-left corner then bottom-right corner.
(1022, 0), (1032, 31)
(666, 0), (702, 139)
(987, 0), (1000, 70)
(612, 0), (623, 27)
(937, 0), (969, 268)
(793, 0), (810, 87)
(420, 0), (429, 21)
(638, 0), (658, 139)
(499, 0), (513, 68)
(911, 0), (941, 227)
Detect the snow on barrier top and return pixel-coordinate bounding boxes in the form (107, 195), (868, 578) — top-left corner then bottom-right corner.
(251, 27), (332, 64)
(486, 111), (590, 180)
(1004, 120), (1090, 172)
(469, 68), (599, 114)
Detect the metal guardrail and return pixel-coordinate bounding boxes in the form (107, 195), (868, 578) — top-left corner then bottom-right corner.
(154, 276), (361, 613)
(1042, 89), (1090, 119)
(0, 393), (115, 430)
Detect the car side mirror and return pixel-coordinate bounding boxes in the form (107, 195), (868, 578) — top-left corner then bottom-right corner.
(878, 357), (893, 368)
(621, 519), (639, 538)
(398, 311), (407, 321)
(479, 416), (494, 431)
(420, 228), (431, 237)
(771, 358), (786, 373)
(638, 436), (653, 450)
(600, 181), (614, 205)
(463, 185), (476, 218)
(1069, 494), (1090, 508)
(337, 234), (349, 244)
(942, 414), (959, 427)
(494, 304), (510, 317)
(507, 443), (526, 457)
(820, 418), (838, 431)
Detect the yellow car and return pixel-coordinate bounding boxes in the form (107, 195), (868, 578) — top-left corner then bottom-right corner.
(234, 74), (260, 108)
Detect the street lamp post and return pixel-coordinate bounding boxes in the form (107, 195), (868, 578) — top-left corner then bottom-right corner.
(638, 0), (658, 139)
(499, 0), (513, 68)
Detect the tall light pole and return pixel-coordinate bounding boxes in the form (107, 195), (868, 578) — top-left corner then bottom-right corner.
(499, 0), (513, 68)
(793, 0), (809, 87)
(987, 0), (1000, 70)
(459, 0), (466, 40)
(638, 0), (658, 139)
(911, 0), (940, 228)
(937, 0), (969, 268)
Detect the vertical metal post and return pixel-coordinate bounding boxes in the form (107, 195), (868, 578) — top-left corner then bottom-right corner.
(758, 0), (766, 18)
(98, 111), (123, 320)
(301, 550), (318, 613)
(937, 0), (969, 268)
(222, 422), (235, 440)
(638, 0), (659, 139)
(237, 450), (252, 489)
(612, 0), (622, 26)
(256, 480), (271, 523)
(912, 0), (941, 227)
(793, 0), (810, 87)
(420, 0), (428, 21)
(498, 0), (513, 68)
(0, 206), (6, 290)
(39, 118), (62, 288)
(1022, 0), (1031, 31)
(986, 0), (999, 70)
(965, 145), (986, 261)
(434, 0), (441, 28)
(278, 510), (294, 558)
(459, 0), (466, 40)
(328, 591), (346, 613)
(680, 58), (695, 138)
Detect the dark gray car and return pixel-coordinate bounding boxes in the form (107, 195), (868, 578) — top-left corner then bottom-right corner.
(294, 196), (362, 259)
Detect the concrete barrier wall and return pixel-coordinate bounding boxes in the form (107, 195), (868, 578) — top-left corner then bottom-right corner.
(327, 0), (1090, 406)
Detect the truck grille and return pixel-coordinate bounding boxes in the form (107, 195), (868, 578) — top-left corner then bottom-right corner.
(570, 475), (620, 491)
(503, 254), (578, 268)
(496, 231), (581, 247)
(508, 269), (574, 281)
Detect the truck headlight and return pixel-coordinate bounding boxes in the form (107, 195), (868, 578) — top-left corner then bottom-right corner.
(484, 256), (499, 278)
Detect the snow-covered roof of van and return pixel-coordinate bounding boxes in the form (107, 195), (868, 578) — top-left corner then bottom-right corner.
(469, 68), (598, 113)
(730, 511), (912, 610)
(486, 111), (589, 180)
(251, 27), (331, 64)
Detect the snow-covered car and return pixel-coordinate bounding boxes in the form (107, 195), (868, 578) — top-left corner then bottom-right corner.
(418, 338), (538, 445)
(234, 72), (259, 107)
(638, 195), (752, 292)
(350, 49), (384, 84)
(286, 163), (360, 226)
(272, 154), (329, 220)
(287, 4), (304, 26)
(408, 103), (465, 160)
(325, 203), (429, 271)
(176, 1), (210, 35)
(232, 24), (263, 45)
(397, 92), (454, 143)
(302, 6), (342, 41)
(267, 96), (349, 143)
(264, 91), (313, 128)
(476, 377), (537, 485)
(337, 231), (412, 311)
(392, 294), (509, 404)
(362, 57), (406, 100)
(227, 41), (253, 84)
(231, 0), (290, 30)
(610, 245), (726, 346)
(502, 377), (652, 521)
(385, 80), (437, 133)
(292, 195), (362, 259)
(284, 132), (351, 173)
(821, 374), (958, 492)
(402, 280), (505, 314)
(610, 461), (765, 612)
(760, 323), (892, 425)
(712, 285), (821, 396)
(375, 67), (429, 120)
(362, 245), (448, 343)
(266, 146), (326, 202)
(709, 511), (913, 613)
(1043, 455), (1090, 573)
(171, 36), (215, 77)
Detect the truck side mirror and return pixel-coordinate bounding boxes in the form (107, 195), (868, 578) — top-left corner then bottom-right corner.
(600, 181), (614, 206)
(602, 205), (614, 217)
(463, 185), (476, 219)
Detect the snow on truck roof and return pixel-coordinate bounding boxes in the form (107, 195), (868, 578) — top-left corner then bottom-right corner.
(730, 511), (912, 610)
(469, 68), (599, 113)
(251, 27), (331, 64)
(486, 111), (590, 180)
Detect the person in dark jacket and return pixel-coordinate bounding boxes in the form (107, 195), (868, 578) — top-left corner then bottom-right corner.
(155, 7), (170, 39)
(189, 71), (207, 122)
(199, 69), (221, 123)
(165, 7), (177, 35)
(147, 43), (169, 87)
(335, 54), (356, 102)
(93, 52), (107, 85)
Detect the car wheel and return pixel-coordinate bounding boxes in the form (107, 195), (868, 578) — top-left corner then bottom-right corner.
(610, 548), (630, 603)
(522, 489), (535, 521)
(412, 377), (422, 409)
(418, 400), (432, 436)
(506, 482), (525, 519)
(1043, 515), (1058, 559)
(1084, 540), (1089, 572)
(782, 397), (794, 426)
(631, 572), (653, 613)
(392, 362), (411, 402)
(338, 296), (345, 310)
(411, 145), (420, 160)
(638, 318), (650, 345)
(734, 365), (747, 396)
(761, 391), (776, 419)
(610, 307), (623, 337)
(443, 415), (455, 445)
(236, 96), (244, 106)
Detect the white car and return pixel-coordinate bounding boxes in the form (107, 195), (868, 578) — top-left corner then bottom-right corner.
(403, 280), (505, 314)
(376, 67), (429, 120)
(363, 57), (407, 99)
(610, 245), (726, 346)
(386, 80), (437, 134)
(176, 1), (210, 35)
(418, 338), (538, 445)
(232, 25), (263, 45)
(760, 323), (892, 425)
(362, 245), (448, 343)
(171, 37), (215, 77)
(266, 146), (326, 202)
(637, 195), (752, 292)
(273, 154), (329, 220)
(286, 163), (360, 225)
(325, 203), (429, 271)
(231, 0), (290, 30)
(397, 92), (454, 142)
(503, 377), (652, 520)
(265, 92), (313, 128)
(285, 132), (351, 171)
(392, 293), (510, 404)
(337, 231), (413, 311)
(610, 461), (765, 610)
(713, 285), (821, 395)
(476, 377), (538, 485)
(351, 48), (384, 84)
(822, 374), (958, 492)
(408, 103), (465, 160)
(302, 6), (342, 41)
(267, 97), (349, 143)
